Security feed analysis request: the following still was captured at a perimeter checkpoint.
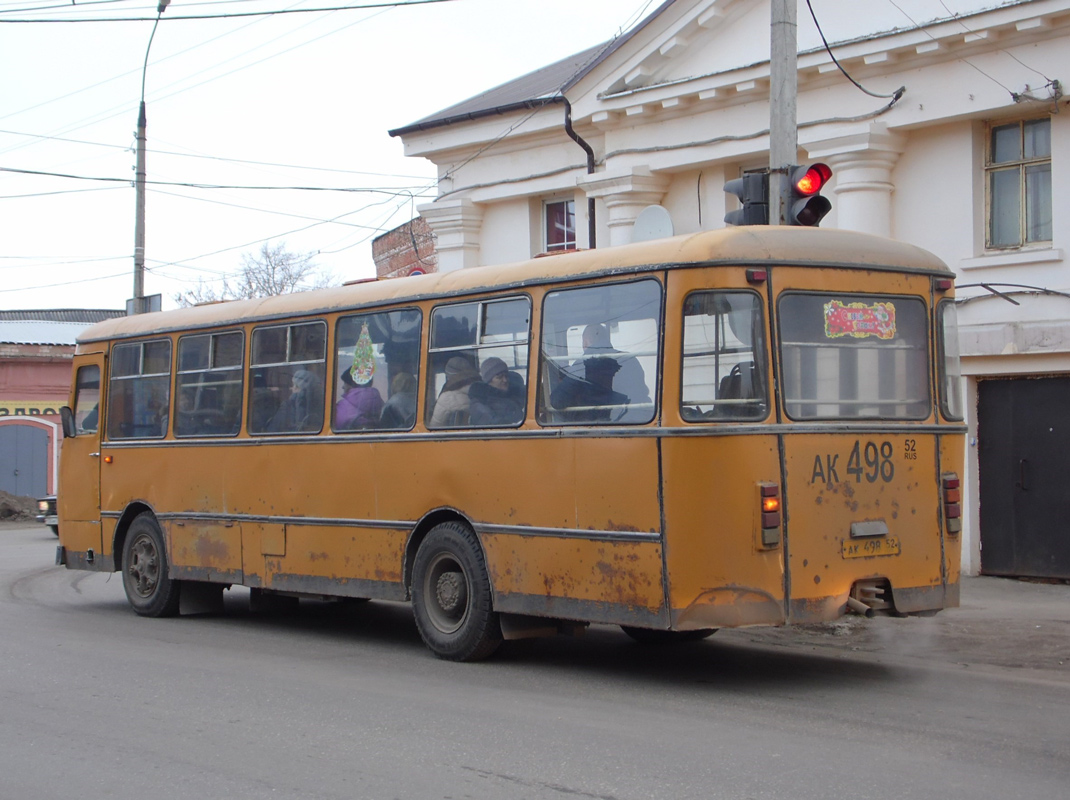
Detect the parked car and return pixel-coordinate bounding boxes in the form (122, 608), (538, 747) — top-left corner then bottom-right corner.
(36, 496), (58, 536)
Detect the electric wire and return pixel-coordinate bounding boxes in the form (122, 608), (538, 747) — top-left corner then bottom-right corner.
(937, 0), (1052, 83)
(0, 165), (433, 194)
(805, 0), (904, 100)
(885, 0), (1014, 95)
(0, 129), (430, 178)
(0, 0), (460, 22)
(4, 1), (649, 297)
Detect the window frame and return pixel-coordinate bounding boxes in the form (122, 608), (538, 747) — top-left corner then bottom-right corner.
(247, 320), (328, 436)
(544, 198), (576, 253)
(985, 117), (1052, 250)
(535, 277), (663, 427)
(679, 288), (770, 423)
(72, 364), (101, 436)
(106, 338), (173, 440)
(174, 329), (245, 438)
(777, 291), (932, 422)
(936, 299), (964, 422)
(425, 295), (532, 430)
(332, 307), (423, 434)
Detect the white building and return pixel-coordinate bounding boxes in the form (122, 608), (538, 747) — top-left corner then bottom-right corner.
(390, 0), (1070, 579)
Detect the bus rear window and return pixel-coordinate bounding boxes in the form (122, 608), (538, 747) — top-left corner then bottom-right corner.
(779, 293), (929, 420)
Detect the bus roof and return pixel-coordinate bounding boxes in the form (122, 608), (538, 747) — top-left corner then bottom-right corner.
(78, 227), (951, 345)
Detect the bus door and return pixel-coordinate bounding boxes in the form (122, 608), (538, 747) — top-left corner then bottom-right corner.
(660, 268), (787, 630)
(774, 273), (946, 621)
(58, 354), (104, 565)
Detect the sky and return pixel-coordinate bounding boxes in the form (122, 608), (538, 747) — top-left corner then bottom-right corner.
(0, 0), (655, 311)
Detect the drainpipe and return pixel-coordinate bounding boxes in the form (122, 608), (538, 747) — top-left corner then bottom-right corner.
(563, 97), (597, 249)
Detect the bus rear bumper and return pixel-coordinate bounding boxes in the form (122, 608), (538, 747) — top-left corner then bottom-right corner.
(790, 581), (959, 623)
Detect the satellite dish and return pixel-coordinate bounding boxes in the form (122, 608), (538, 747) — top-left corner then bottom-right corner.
(632, 205), (674, 242)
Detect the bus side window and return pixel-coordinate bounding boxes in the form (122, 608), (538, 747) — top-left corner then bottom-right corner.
(333, 308), (422, 432)
(107, 339), (172, 439)
(248, 322), (327, 435)
(537, 280), (661, 426)
(680, 291), (768, 422)
(73, 365), (101, 435)
(426, 297), (530, 429)
(175, 331), (244, 437)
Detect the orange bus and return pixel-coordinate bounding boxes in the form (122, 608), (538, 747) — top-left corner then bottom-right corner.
(55, 227), (965, 661)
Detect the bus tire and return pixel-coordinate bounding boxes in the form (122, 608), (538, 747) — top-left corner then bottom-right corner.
(411, 522), (502, 662)
(121, 513), (181, 618)
(620, 626), (717, 644)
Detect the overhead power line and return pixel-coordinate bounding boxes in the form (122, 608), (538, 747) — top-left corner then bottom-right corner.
(0, 128), (430, 179)
(0, 165), (436, 195)
(805, 0), (904, 101)
(0, 0), (460, 23)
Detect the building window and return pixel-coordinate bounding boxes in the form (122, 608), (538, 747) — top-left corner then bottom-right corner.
(986, 118), (1052, 249)
(545, 199), (576, 252)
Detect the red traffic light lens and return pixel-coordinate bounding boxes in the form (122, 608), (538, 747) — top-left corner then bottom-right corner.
(794, 163), (832, 196)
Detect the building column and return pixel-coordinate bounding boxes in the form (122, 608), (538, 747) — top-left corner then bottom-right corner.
(803, 122), (906, 238)
(579, 167), (670, 247)
(418, 198), (483, 272)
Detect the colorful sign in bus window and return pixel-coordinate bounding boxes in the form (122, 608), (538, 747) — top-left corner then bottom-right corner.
(823, 300), (896, 340)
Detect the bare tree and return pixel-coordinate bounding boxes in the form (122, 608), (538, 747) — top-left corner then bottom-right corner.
(173, 243), (336, 307)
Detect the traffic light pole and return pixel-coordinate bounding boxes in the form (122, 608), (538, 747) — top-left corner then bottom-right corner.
(768, 0), (798, 226)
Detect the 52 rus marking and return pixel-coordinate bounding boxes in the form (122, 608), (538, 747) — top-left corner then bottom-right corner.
(811, 440), (902, 485)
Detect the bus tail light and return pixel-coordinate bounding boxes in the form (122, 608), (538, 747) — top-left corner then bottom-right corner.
(759, 482), (781, 548)
(942, 474), (961, 535)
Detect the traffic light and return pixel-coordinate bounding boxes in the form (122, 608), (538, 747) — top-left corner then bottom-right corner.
(724, 172), (769, 226)
(787, 163), (832, 226)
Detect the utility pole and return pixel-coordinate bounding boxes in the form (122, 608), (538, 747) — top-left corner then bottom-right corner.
(131, 1), (170, 315)
(768, 0), (798, 226)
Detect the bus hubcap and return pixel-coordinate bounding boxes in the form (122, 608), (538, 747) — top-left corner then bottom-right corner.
(128, 534), (159, 597)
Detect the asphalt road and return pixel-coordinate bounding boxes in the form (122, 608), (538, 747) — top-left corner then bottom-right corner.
(2, 520), (1068, 800)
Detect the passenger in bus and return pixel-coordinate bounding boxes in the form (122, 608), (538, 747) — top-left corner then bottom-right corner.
(429, 356), (479, 427)
(335, 367), (384, 430)
(549, 323), (649, 422)
(581, 323), (650, 410)
(380, 372), (417, 429)
(469, 357), (524, 426)
(267, 369), (323, 433)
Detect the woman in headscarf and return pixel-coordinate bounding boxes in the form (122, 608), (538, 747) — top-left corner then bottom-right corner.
(468, 357), (524, 426)
(429, 356), (479, 427)
(335, 368), (384, 430)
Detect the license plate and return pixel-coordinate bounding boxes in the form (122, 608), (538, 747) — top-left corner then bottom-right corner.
(842, 536), (900, 559)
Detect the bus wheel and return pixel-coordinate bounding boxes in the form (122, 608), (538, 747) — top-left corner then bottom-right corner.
(620, 626), (717, 644)
(412, 522), (501, 662)
(122, 513), (181, 618)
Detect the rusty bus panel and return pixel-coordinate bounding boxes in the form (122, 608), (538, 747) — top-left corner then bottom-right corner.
(782, 431), (944, 620)
(661, 435), (786, 629)
(483, 534), (665, 625)
(167, 518), (243, 584)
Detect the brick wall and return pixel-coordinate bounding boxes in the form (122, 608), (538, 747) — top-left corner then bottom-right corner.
(372, 217), (438, 279)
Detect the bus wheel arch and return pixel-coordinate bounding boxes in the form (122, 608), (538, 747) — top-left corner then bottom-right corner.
(111, 501), (155, 574)
(410, 519), (502, 662)
(403, 508), (479, 598)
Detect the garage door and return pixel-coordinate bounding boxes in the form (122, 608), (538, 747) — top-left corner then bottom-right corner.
(0, 424), (48, 497)
(978, 377), (1070, 579)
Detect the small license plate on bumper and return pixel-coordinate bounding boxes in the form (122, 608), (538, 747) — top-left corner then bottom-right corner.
(842, 536), (901, 559)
